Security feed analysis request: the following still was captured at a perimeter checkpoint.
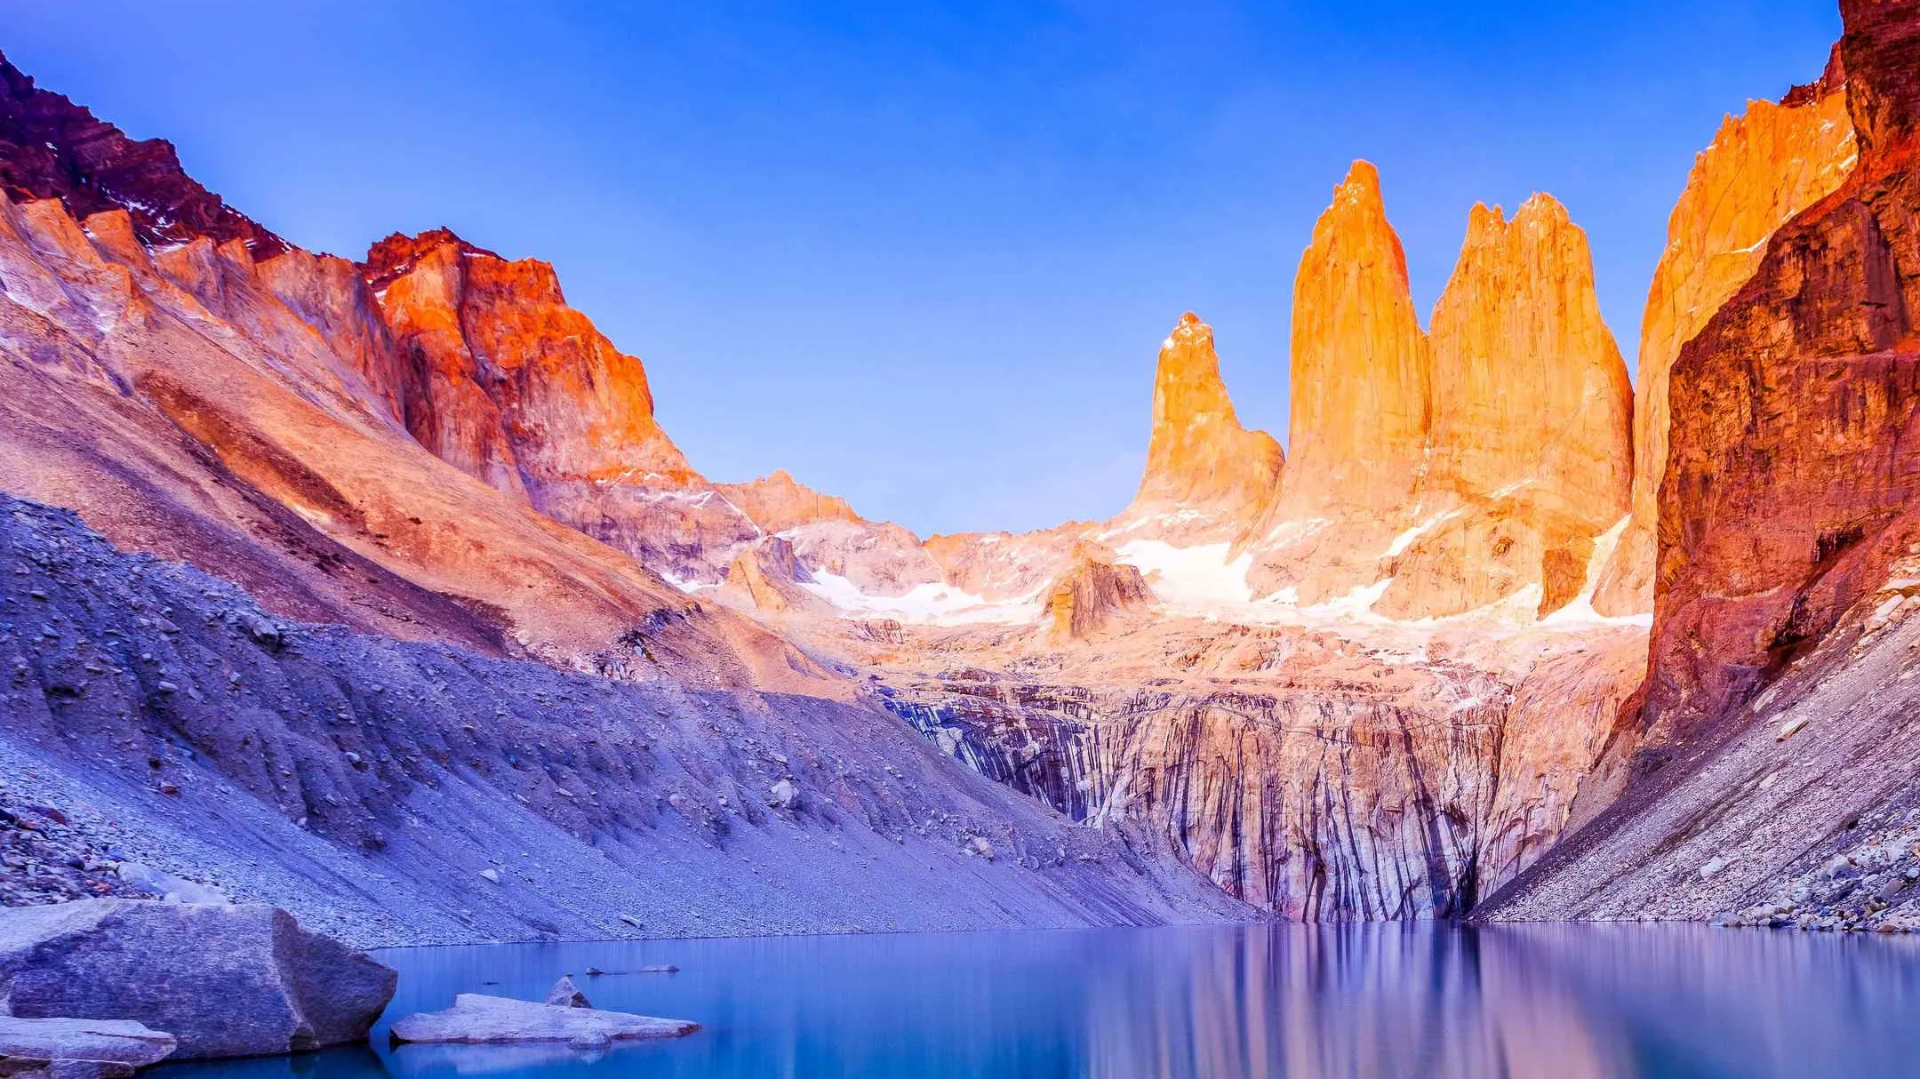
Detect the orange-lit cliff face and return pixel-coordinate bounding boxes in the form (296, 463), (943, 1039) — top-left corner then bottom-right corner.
(1277, 161), (1431, 523)
(1376, 195), (1633, 620)
(362, 229), (764, 585)
(1111, 312), (1284, 545)
(1241, 165), (1632, 620)
(1243, 162), (1432, 605)
(1591, 59), (1858, 616)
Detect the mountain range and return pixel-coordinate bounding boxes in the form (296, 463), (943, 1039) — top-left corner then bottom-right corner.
(2, 0), (1918, 942)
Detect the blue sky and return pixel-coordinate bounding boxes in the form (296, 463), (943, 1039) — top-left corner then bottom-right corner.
(9, 1), (1841, 536)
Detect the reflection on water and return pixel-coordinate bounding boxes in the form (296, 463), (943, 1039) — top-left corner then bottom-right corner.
(154, 922), (1920, 1079)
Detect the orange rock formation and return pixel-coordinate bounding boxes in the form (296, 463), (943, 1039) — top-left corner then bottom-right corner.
(1376, 195), (1633, 619)
(1041, 544), (1155, 643)
(1276, 161), (1431, 520)
(1591, 58), (1857, 615)
(1114, 313), (1283, 544)
(364, 229), (759, 583)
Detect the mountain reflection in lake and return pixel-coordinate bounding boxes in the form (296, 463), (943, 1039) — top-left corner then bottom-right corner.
(154, 923), (1920, 1079)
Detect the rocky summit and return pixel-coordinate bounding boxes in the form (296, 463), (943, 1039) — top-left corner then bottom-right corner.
(4, 0), (1920, 955)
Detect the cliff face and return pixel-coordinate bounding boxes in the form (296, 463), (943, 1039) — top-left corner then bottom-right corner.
(363, 230), (762, 586)
(1113, 313), (1284, 545)
(874, 620), (1649, 918)
(1375, 196), (1633, 620)
(1592, 62), (1858, 616)
(0, 51), (284, 256)
(1642, 0), (1920, 741)
(1250, 163), (1431, 605)
(1248, 171), (1633, 621)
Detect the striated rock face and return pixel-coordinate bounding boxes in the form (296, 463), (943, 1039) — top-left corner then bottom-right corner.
(1592, 58), (1857, 615)
(1641, 0), (1920, 742)
(0, 52), (284, 256)
(875, 621), (1649, 918)
(1376, 196), (1633, 619)
(1276, 161), (1430, 522)
(1112, 313), (1283, 545)
(1041, 544), (1154, 643)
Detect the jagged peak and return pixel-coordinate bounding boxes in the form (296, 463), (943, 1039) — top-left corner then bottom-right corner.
(361, 228), (506, 287)
(1515, 190), (1569, 220)
(1464, 202), (1507, 245)
(1335, 159), (1383, 205)
(1305, 159), (1413, 290)
(1162, 310), (1211, 349)
(0, 50), (285, 256)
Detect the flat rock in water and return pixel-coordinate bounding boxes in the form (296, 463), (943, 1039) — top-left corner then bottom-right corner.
(0, 900), (397, 1060)
(0, 1016), (177, 1067)
(389, 994), (698, 1044)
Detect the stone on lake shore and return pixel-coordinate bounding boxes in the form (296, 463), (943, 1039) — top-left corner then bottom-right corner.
(388, 994), (698, 1044)
(0, 900), (396, 1060)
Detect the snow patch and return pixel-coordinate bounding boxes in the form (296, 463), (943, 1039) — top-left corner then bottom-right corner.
(799, 569), (1045, 625)
(1113, 541), (1254, 609)
(1540, 515), (1653, 628)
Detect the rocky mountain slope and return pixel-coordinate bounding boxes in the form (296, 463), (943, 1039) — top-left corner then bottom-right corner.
(0, 52), (284, 256)
(0, 495), (1249, 945)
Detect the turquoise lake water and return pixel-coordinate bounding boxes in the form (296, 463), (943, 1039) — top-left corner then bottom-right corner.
(154, 922), (1920, 1078)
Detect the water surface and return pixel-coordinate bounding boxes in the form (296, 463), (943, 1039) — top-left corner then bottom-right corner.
(158, 923), (1920, 1078)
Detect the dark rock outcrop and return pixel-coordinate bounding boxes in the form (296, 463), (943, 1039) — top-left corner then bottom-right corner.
(0, 900), (396, 1059)
(0, 52), (284, 256)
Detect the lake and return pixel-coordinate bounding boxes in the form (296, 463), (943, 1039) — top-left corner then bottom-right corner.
(155, 922), (1920, 1078)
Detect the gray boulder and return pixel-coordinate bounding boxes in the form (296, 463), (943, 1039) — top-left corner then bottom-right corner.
(544, 976), (590, 1008)
(0, 900), (396, 1060)
(388, 994), (697, 1044)
(0, 1016), (177, 1076)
